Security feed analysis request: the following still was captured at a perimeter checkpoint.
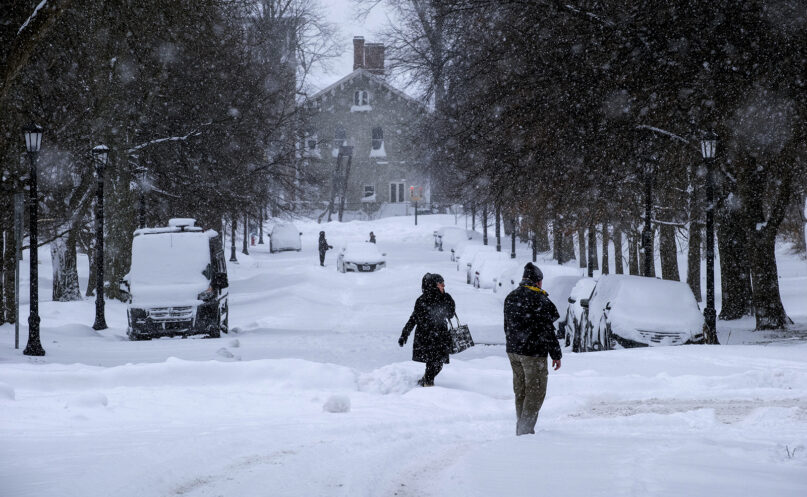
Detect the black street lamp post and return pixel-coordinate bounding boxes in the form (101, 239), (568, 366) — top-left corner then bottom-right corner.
(230, 216), (238, 262)
(23, 124), (45, 356)
(701, 131), (719, 345)
(92, 145), (109, 330)
(641, 162), (654, 277)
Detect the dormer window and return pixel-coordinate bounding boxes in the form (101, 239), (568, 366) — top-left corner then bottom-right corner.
(351, 90), (372, 112)
(354, 90), (370, 106)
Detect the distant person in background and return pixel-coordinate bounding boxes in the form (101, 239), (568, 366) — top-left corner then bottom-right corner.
(503, 262), (562, 435)
(399, 273), (456, 387)
(369, 231), (376, 243)
(318, 231), (332, 266)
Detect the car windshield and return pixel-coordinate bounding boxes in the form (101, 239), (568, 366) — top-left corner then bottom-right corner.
(130, 232), (211, 287)
(617, 277), (697, 311)
(344, 242), (382, 259)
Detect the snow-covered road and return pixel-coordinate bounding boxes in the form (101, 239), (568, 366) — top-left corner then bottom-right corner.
(2, 215), (806, 496)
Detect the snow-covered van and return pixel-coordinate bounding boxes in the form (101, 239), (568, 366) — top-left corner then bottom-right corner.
(123, 218), (229, 340)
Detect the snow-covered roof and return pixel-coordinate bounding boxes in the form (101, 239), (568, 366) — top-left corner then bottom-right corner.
(307, 69), (426, 109)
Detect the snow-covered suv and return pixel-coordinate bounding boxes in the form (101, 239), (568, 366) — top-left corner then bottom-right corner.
(124, 218), (229, 340)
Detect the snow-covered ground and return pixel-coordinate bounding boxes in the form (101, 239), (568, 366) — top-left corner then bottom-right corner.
(2, 215), (806, 497)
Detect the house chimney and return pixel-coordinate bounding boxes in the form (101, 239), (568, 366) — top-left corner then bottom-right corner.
(364, 43), (385, 76)
(353, 36), (365, 71)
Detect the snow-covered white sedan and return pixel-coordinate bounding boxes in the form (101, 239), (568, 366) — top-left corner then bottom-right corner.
(337, 242), (387, 273)
(472, 253), (518, 289)
(582, 275), (705, 351)
(269, 222), (302, 253)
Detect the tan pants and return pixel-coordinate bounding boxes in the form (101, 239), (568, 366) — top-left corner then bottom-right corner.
(507, 353), (548, 436)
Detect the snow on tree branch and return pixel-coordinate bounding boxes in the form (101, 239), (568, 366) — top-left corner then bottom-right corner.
(17, 0), (49, 36)
(126, 124), (212, 153)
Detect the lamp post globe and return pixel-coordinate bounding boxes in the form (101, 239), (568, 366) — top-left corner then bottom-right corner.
(700, 131), (719, 345)
(22, 123), (45, 356)
(91, 145), (109, 330)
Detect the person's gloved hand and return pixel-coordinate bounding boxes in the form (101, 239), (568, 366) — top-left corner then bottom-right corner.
(398, 336), (406, 347)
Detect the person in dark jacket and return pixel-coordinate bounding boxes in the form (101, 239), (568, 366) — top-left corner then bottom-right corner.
(503, 262), (562, 435)
(369, 231), (376, 243)
(399, 273), (456, 386)
(318, 231), (333, 266)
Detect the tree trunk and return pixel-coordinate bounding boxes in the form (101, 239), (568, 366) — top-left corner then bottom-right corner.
(1, 231), (7, 324)
(104, 158), (137, 301)
(495, 203), (501, 251)
(50, 233), (82, 302)
(535, 218), (550, 252)
(628, 229), (639, 275)
(687, 222), (702, 302)
(791, 192), (806, 253)
(717, 206), (753, 319)
(482, 204), (488, 245)
(613, 228), (624, 274)
(601, 222), (610, 275)
(3, 227), (18, 323)
(577, 227), (587, 269)
(640, 227), (656, 277)
(742, 163), (792, 329)
(748, 231), (790, 329)
(242, 212), (249, 255)
(86, 250), (97, 297)
(587, 223), (598, 276)
(563, 229), (574, 263)
(553, 217), (568, 264)
(659, 224), (680, 281)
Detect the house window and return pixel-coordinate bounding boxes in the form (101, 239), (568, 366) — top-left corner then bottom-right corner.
(371, 127), (383, 150)
(389, 182), (405, 203)
(354, 90), (370, 106)
(333, 128), (346, 150)
(304, 132), (320, 158)
(364, 185), (375, 198)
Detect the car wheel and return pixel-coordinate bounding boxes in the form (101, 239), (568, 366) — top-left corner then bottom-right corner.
(598, 316), (612, 351)
(603, 323), (613, 350)
(564, 320), (572, 348)
(580, 322), (591, 352)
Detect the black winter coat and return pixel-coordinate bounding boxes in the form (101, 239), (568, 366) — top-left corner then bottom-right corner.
(503, 281), (562, 360)
(401, 288), (456, 364)
(318, 235), (332, 253)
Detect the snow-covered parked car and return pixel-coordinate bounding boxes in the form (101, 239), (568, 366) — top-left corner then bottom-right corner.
(455, 242), (495, 276)
(124, 218), (229, 340)
(269, 222), (302, 253)
(559, 277), (596, 351)
(435, 226), (477, 255)
(581, 275), (705, 351)
(473, 253), (518, 289)
(337, 242), (387, 273)
(465, 248), (504, 284)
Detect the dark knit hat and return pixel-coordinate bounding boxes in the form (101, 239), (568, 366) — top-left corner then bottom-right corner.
(522, 263), (543, 283)
(432, 273), (444, 284)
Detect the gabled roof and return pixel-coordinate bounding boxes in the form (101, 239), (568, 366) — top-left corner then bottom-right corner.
(307, 68), (426, 109)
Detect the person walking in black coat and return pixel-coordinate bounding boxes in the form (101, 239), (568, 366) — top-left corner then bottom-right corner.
(503, 262), (562, 435)
(399, 273), (456, 386)
(369, 231), (376, 243)
(318, 231), (333, 266)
